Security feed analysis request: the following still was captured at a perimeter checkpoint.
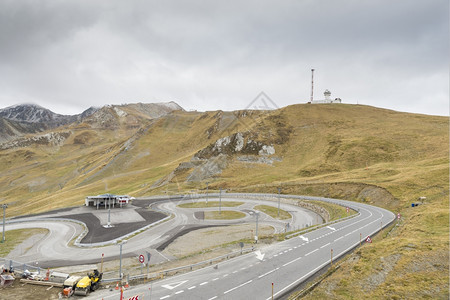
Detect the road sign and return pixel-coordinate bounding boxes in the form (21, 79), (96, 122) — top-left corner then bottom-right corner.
(365, 236), (372, 243)
(139, 254), (145, 263)
(146, 251), (151, 264)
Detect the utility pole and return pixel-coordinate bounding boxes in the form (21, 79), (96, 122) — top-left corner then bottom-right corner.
(118, 241), (127, 279)
(255, 212), (259, 243)
(206, 182), (209, 204)
(310, 68), (315, 102)
(277, 187), (281, 218)
(107, 203), (111, 227)
(146, 251), (151, 279)
(1, 204), (7, 243)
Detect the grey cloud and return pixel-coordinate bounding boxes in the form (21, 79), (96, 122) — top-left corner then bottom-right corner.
(0, 0), (447, 115)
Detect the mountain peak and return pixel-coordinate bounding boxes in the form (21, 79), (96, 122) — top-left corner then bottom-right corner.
(0, 103), (62, 123)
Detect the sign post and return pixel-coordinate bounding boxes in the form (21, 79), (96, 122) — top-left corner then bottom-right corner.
(277, 187), (281, 218)
(101, 253), (104, 273)
(331, 248), (333, 267)
(272, 282), (274, 300)
(219, 188), (222, 215)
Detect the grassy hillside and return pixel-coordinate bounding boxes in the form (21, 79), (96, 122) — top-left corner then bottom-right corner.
(0, 103), (447, 298)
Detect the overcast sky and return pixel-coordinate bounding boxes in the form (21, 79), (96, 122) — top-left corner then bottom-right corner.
(0, 0), (448, 116)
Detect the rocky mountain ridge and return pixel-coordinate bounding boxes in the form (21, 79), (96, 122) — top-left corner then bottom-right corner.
(0, 101), (183, 143)
(0, 103), (96, 126)
(0, 104), (96, 143)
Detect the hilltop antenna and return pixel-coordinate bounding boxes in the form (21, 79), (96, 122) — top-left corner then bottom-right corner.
(310, 69), (315, 102)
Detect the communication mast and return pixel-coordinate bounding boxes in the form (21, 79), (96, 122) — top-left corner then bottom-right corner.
(310, 69), (315, 102)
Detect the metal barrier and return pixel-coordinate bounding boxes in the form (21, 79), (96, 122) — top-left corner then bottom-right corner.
(101, 247), (255, 283)
(0, 257), (42, 276)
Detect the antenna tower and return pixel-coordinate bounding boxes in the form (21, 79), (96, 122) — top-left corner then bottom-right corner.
(310, 69), (315, 102)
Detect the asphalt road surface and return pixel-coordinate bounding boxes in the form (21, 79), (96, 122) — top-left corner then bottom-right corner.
(88, 197), (395, 300)
(4, 195), (319, 268)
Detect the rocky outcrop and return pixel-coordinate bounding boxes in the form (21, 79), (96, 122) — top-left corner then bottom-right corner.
(195, 131), (274, 159)
(186, 154), (229, 182)
(0, 131), (71, 150)
(169, 131), (279, 182)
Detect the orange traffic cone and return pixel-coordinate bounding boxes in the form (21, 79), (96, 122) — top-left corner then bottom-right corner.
(115, 282), (119, 290)
(124, 281), (129, 289)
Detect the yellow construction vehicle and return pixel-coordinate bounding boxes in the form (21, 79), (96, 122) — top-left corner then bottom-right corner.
(74, 269), (102, 296)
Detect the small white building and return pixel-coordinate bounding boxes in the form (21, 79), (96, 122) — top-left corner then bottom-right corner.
(311, 90), (342, 104)
(85, 194), (132, 209)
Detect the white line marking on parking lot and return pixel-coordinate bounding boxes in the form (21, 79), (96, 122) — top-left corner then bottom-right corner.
(282, 257), (302, 267)
(224, 280), (253, 294)
(320, 243), (331, 249)
(305, 249), (319, 256)
(258, 267), (279, 278)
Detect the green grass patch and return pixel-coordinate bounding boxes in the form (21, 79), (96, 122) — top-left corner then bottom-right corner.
(204, 210), (246, 220)
(178, 201), (244, 208)
(254, 204), (291, 220)
(308, 200), (357, 221)
(0, 228), (49, 256)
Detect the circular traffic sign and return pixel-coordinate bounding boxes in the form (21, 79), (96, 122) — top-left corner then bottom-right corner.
(139, 254), (145, 263)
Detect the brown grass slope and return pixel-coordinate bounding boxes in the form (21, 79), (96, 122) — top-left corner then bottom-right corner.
(0, 103), (448, 298)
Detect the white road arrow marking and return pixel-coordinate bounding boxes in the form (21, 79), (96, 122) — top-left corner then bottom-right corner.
(327, 226), (336, 231)
(162, 280), (188, 290)
(255, 250), (265, 261)
(299, 235), (309, 242)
